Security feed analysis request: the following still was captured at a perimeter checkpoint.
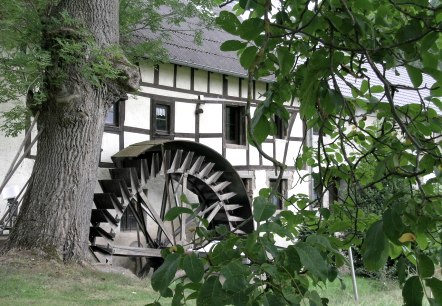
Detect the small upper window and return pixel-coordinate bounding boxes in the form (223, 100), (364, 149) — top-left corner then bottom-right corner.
(225, 105), (246, 145)
(151, 101), (174, 139)
(275, 115), (287, 139)
(105, 103), (119, 126)
(269, 179), (287, 210)
(155, 104), (170, 132)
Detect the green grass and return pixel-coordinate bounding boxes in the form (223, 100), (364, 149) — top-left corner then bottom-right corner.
(0, 251), (429, 306)
(0, 251), (164, 306)
(317, 275), (404, 306)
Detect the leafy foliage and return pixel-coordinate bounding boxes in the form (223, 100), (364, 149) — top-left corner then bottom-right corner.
(150, 0), (442, 305)
(0, 0), (218, 136)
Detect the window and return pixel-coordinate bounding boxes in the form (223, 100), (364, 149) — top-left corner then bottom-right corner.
(225, 105), (246, 145)
(275, 115), (287, 139)
(105, 102), (119, 126)
(151, 101), (174, 139)
(241, 178), (254, 201)
(120, 208), (138, 232)
(155, 104), (170, 132)
(269, 179), (287, 209)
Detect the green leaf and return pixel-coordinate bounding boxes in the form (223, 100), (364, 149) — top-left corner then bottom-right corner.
(397, 257), (407, 287)
(253, 196), (277, 222)
(220, 260), (250, 292)
(362, 221), (389, 271)
(183, 253), (204, 283)
(251, 114), (271, 144)
(220, 40), (247, 52)
(164, 207), (193, 221)
(382, 208), (404, 242)
(402, 276), (423, 306)
(417, 253), (434, 279)
(372, 162), (386, 182)
(238, 18), (263, 41)
(276, 245), (302, 277)
(306, 290), (323, 306)
(360, 79), (369, 94)
(239, 46), (258, 69)
(295, 242), (329, 281)
(196, 276), (225, 306)
(406, 65), (423, 88)
(151, 253), (181, 292)
(370, 85), (384, 93)
(260, 292), (287, 306)
(426, 277), (442, 303)
(277, 46), (294, 76)
(211, 239), (240, 266)
(216, 11), (241, 35)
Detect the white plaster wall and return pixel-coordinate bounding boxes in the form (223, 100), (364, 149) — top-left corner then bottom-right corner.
(261, 143), (274, 166)
(241, 79), (248, 99)
(174, 137), (194, 142)
(209, 73), (223, 95)
(124, 132), (150, 147)
(285, 141), (301, 167)
(249, 145), (260, 166)
(139, 86), (198, 100)
(274, 139), (287, 162)
(125, 95), (150, 130)
(175, 102), (195, 134)
(225, 148), (247, 166)
(253, 170), (268, 198)
(176, 66), (191, 90)
(139, 62), (155, 84)
(199, 104), (222, 133)
(198, 138), (222, 155)
(290, 114), (304, 138)
(101, 133), (120, 163)
(158, 64), (174, 87)
(227, 76), (239, 97)
(194, 70), (208, 92)
(290, 169), (310, 197)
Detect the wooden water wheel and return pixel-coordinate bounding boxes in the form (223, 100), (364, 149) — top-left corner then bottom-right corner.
(89, 140), (253, 275)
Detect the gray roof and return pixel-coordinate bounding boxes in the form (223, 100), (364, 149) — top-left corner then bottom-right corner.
(133, 7), (273, 81)
(134, 7), (437, 111)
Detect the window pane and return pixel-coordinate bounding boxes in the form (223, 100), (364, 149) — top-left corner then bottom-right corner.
(155, 105), (169, 132)
(275, 116), (287, 139)
(226, 106), (243, 144)
(105, 104), (118, 125)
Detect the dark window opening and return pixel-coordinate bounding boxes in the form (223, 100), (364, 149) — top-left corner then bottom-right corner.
(225, 105), (246, 145)
(275, 115), (287, 139)
(269, 179), (287, 210)
(105, 102), (119, 126)
(151, 101), (174, 139)
(120, 208), (138, 232)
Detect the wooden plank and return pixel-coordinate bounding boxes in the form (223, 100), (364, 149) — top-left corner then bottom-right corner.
(111, 245), (162, 257)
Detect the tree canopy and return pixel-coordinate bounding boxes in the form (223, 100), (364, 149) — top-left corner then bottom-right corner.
(0, 0), (441, 305)
(149, 1), (442, 305)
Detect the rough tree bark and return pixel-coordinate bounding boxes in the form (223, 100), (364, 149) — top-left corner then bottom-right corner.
(6, 0), (139, 261)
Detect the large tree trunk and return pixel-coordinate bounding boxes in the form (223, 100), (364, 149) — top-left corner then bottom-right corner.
(6, 0), (139, 261)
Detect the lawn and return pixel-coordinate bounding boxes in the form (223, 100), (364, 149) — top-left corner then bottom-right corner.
(0, 251), (163, 306)
(318, 275), (404, 306)
(0, 250), (420, 306)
